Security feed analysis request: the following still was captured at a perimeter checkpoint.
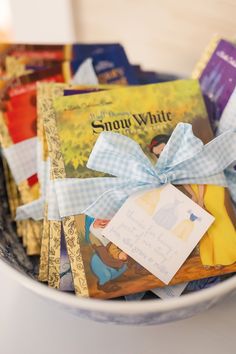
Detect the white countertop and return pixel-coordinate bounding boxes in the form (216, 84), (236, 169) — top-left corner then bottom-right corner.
(0, 265), (236, 354)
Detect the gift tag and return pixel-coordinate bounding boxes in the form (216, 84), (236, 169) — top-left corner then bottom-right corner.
(103, 184), (215, 284)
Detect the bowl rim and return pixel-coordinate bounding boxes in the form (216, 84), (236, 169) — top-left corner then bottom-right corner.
(1, 257), (236, 315)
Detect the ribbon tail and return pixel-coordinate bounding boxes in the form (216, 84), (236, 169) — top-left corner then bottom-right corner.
(53, 177), (130, 219)
(172, 173), (227, 187)
(15, 197), (45, 221)
(2, 137), (38, 184)
(156, 123), (204, 170)
(168, 130), (236, 184)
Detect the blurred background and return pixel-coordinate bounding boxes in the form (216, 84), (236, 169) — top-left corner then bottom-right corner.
(0, 0), (11, 40)
(0, 0), (236, 77)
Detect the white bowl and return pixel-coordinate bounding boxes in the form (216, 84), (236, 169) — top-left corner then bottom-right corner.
(1, 257), (236, 326)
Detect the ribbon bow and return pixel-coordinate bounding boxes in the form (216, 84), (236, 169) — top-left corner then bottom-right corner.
(50, 122), (236, 220)
(217, 88), (236, 204)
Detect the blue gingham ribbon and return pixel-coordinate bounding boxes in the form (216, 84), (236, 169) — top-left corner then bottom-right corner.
(15, 158), (51, 220)
(2, 137), (38, 184)
(50, 122), (236, 220)
(217, 87), (236, 204)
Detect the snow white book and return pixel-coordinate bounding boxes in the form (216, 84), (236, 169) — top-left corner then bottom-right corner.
(44, 80), (236, 299)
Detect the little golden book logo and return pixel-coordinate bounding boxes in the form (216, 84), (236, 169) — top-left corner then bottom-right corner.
(91, 110), (173, 134)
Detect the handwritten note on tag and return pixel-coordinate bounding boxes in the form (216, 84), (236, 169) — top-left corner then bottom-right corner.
(103, 184), (215, 284)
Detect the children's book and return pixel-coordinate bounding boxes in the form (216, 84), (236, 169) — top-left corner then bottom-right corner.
(0, 43), (124, 74)
(37, 83), (115, 289)
(193, 39), (236, 130)
(0, 67), (66, 254)
(44, 80), (236, 299)
(1, 43), (137, 84)
(41, 83), (125, 294)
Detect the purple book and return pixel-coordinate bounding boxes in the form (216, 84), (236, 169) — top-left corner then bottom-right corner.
(199, 39), (236, 130)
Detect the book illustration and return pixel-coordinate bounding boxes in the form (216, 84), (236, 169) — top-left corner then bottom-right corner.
(148, 134), (170, 158)
(83, 214), (156, 293)
(171, 211), (200, 241)
(85, 216), (128, 293)
(200, 185), (236, 266)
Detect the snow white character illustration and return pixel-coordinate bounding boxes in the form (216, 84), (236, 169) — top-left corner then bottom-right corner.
(85, 216), (128, 293)
(171, 211), (200, 241)
(149, 134), (236, 267)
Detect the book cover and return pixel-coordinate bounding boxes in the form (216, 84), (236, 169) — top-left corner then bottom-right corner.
(46, 80), (236, 299)
(198, 39), (236, 129)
